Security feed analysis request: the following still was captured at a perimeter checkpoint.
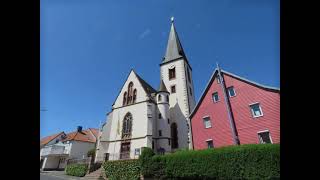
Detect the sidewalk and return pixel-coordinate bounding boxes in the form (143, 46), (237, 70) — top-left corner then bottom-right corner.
(40, 171), (82, 180)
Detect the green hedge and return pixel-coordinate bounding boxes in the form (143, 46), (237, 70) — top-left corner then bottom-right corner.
(103, 159), (140, 180)
(143, 144), (280, 179)
(65, 164), (88, 177)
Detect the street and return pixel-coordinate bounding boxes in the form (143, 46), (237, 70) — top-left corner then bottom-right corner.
(40, 171), (81, 180)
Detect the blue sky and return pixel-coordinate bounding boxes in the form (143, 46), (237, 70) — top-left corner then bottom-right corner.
(40, 0), (279, 138)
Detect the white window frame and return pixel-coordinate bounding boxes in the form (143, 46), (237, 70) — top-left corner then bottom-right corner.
(212, 92), (219, 103)
(257, 130), (273, 144)
(203, 116), (212, 128)
(206, 139), (214, 148)
(249, 102), (264, 118)
(227, 86), (236, 97)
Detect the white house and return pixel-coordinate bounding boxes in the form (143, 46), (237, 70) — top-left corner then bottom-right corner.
(40, 126), (99, 171)
(95, 18), (196, 162)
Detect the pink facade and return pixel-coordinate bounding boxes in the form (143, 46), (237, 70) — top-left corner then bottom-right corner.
(190, 70), (280, 150)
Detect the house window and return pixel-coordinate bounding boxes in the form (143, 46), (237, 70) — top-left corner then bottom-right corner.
(159, 130), (162, 136)
(203, 116), (212, 128)
(227, 86), (236, 97)
(152, 141), (154, 149)
(166, 95), (169, 102)
(158, 95), (162, 101)
(187, 68), (191, 83)
(206, 140), (214, 148)
(250, 103), (263, 118)
(168, 139), (171, 146)
(189, 87), (192, 96)
(258, 131), (272, 144)
(171, 85), (176, 93)
(212, 92), (219, 103)
(158, 113), (162, 119)
(169, 67), (176, 80)
(167, 118), (170, 124)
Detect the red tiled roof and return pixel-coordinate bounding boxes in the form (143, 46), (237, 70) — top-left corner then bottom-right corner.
(40, 132), (64, 146)
(62, 128), (99, 143)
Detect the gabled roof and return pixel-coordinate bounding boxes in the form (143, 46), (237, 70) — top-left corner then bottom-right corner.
(62, 128), (99, 143)
(40, 132), (65, 146)
(111, 69), (157, 106)
(161, 20), (188, 64)
(189, 68), (280, 119)
(134, 70), (157, 95)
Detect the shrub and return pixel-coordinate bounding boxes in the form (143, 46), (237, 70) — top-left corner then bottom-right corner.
(65, 164), (88, 177)
(103, 159), (140, 180)
(139, 147), (155, 177)
(87, 148), (96, 157)
(149, 144), (280, 179)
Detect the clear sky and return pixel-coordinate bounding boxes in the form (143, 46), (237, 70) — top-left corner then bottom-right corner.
(40, 0), (279, 138)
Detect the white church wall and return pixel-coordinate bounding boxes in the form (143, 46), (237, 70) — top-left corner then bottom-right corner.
(113, 71), (149, 109)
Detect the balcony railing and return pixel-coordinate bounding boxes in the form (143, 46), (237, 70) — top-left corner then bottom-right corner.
(41, 144), (69, 156)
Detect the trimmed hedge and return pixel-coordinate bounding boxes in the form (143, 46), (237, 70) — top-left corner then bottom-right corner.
(103, 159), (140, 180)
(65, 164), (88, 177)
(139, 147), (155, 177)
(143, 144), (280, 179)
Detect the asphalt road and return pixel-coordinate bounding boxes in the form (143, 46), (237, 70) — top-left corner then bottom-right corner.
(40, 174), (67, 180)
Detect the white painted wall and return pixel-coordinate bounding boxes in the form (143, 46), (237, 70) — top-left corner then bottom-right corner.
(69, 141), (95, 159)
(156, 92), (171, 152)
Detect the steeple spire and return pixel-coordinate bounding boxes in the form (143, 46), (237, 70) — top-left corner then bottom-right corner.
(158, 80), (169, 93)
(162, 17), (187, 64)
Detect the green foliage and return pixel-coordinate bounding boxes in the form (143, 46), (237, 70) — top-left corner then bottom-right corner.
(103, 159), (140, 180)
(149, 144), (280, 179)
(139, 147), (155, 177)
(65, 164), (88, 177)
(87, 148), (96, 157)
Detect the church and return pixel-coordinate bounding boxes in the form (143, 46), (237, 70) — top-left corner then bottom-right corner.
(95, 18), (196, 161)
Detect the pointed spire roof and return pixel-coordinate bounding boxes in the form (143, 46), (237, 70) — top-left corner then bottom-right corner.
(158, 80), (169, 93)
(162, 17), (187, 64)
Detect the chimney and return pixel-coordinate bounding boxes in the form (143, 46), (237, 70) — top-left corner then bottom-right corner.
(77, 126), (82, 132)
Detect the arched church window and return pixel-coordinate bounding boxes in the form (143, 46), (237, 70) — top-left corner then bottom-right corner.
(133, 89), (137, 103)
(158, 95), (162, 102)
(123, 92), (127, 106)
(122, 113), (132, 139)
(127, 82), (134, 104)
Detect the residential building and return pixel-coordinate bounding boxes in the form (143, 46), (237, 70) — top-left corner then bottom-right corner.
(190, 67), (280, 149)
(40, 126), (99, 170)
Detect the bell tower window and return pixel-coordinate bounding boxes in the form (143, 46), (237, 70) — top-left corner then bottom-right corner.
(169, 68), (176, 80)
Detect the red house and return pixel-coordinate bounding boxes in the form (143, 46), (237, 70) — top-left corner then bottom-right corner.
(190, 67), (280, 150)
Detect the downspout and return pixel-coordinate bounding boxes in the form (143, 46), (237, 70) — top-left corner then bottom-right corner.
(217, 64), (240, 145)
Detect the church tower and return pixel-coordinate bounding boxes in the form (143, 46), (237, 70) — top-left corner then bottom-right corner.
(160, 17), (196, 149)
